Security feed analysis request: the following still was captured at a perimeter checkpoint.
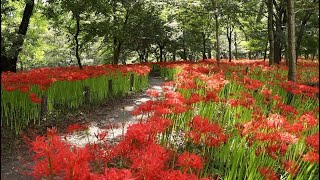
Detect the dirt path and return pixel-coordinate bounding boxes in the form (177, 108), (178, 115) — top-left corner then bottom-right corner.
(1, 75), (164, 180)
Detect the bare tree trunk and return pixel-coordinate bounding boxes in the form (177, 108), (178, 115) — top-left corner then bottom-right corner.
(172, 48), (176, 61)
(202, 32), (206, 60)
(227, 25), (233, 62)
(267, 0), (274, 66)
(208, 46), (212, 59)
(182, 31), (187, 60)
(159, 44), (164, 62)
(234, 31), (238, 60)
(113, 41), (122, 65)
(287, 0), (296, 82)
(1, 0), (34, 73)
(145, 51), (148, 62)
(273, 7), (285, 64)
(263, 41), (268, 61)
(215, 14), (220, 64)
(74, 13), (82, 69)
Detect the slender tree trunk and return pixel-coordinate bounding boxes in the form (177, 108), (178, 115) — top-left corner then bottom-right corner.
(267, 0), (274, 65)
(234, 31), (238, 60)
(159, 45), (164, 62)
(172, 48), (176, 61)
(274, 9), (285, 64)
(263, 41), (268, 61)
(74, 13), (82, 69)
(182, 32), (187, 60)
(208, 46), (212, 59)
(202, 32), (206, 60)
(1, 0), (34, 73)
(145, 51), (148, 62)
(215, 14), (220, 63)
(113, 41), (122, 65)
(227, 26), (232, 62)
(287, 0), (296, 82)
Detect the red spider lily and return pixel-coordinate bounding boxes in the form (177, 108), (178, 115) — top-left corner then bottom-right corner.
(227, 99), (240, 107)
(203, 91), (219, 102)
(30, 129), (71, 179)
(260, 87), (272, 99)
(177, 77), (198, 90)
(266, 114), (289, 129)
(283, 122), (304, 135)
(281, 160), (299, 176)
(298, 111), (318, 129)
(302, 151), (319, 163)
(240, 92), (256, 109)
(67, 123), (89, 134)
(258, 166), (279, 180)
(186, 116), (227, 147)
(131, 100), (155, 116)
(154, 104), (171, 115)
(3, 85), (17, 92)
(159, 170), (198, 180)
(305, 132), (319, 152)
(272, 94), (281, 101)
(243, 77), (263, 90)
(60, 147), (91, 180)
(1, 64), (151, 93)
(281, 81), (319, 98)
(187, 93), (202, 105)
(29, 93), (42, 104)
(177, 151), (203, 173)
(102, 168), (133, 180)
(19, 85), (30, 93)
(130, 143), (170, 179)
(279, 104), (298, 116)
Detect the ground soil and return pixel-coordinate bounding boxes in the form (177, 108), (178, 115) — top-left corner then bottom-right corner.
(1, 75), (164, 180)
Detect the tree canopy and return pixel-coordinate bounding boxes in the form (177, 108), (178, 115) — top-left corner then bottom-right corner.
(1, 0), (319, 72)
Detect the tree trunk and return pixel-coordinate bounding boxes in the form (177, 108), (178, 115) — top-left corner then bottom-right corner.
(215, 14), (220, 63)
(267, 0), (274, 66)
(296, 13), (312, 62)
(74, 13), (82, 69)
(287, 0), (296, 82)
(145, 51), (148, 62)
(159, 45), (164, 62)
(273, 9), (285, 64)
(113, 41), (122, 65)
(172, 48), (176, 61)
(227, 26), (232, 62)
(1, 0), (34, 73)
(208, 47), (212, 59)
(263, 41), (268, 61)
(182, 32), (187, 60)
(234, 31), (238, 60)
(202, 32), (206, 60)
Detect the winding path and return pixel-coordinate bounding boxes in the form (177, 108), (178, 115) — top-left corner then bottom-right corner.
(1, 75), (165, 180)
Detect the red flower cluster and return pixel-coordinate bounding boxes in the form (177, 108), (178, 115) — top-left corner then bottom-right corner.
(186, 116), (227, 147)
(281, 81), (319, 98)
(29, 93), (42, 104)
(177, 151), (203, 173)
(258, 166), (279, 180)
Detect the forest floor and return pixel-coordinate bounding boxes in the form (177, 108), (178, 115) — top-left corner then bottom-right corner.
(1, 74), (164, 180)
